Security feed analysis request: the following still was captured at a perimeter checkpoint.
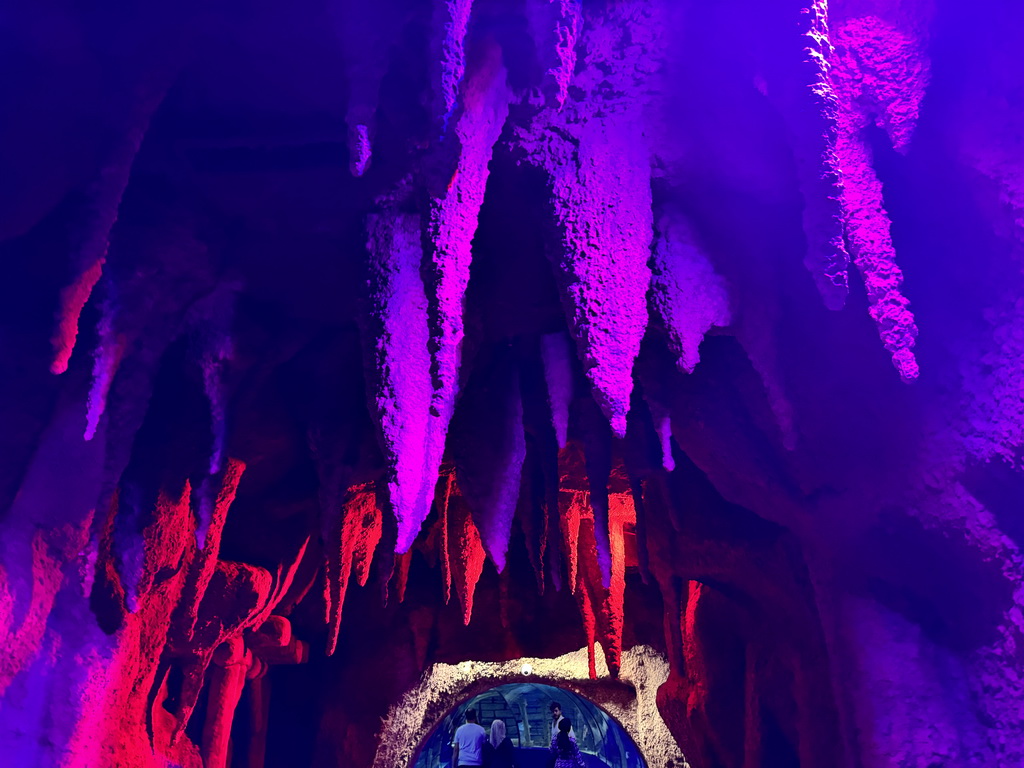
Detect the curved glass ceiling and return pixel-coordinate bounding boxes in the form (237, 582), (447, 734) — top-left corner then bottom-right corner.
(413, 682), (647, 768)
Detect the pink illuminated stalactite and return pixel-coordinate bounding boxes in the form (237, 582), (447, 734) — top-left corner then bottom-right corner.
(423, 47), (511, 502)
(650, 213), (731, 374)
(50, 76), (173, 375)
(326, 484), (381, 656)
(445, 476), (486, 625)
(578, 572), (598, 680)
(364, 208), (437, 553)
(438, 473), (454, 604)
(450, 346), (527, 572)
(120, 483), (192, 614)
(832, 114), (919, 379)
(559, 489), (584, 593)
(178, 459), (246, 641)
(251, 537), (311, 631)
(825, 5), (932, 380)
(574, 495), (630, 677)
(605, 495), (629, 672)
(394, 549), (413, 603)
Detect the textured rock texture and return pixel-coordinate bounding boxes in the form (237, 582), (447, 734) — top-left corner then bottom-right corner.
(1, 0), (1024, 767)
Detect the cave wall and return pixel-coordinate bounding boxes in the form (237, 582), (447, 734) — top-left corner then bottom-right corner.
(1, 0), (1024, 767)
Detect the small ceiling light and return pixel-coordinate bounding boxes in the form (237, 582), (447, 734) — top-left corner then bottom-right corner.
(521, 663), (532, 676)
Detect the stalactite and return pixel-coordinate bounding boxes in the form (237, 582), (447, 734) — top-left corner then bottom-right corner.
(49, 79), (171, 375)
(252, 537), (311, 630)
(650, 213), (731, 374)
(559, 488), (584, 592)
(517, 3), (664, 437)
(772, 0), (850, 310)
(86, 204), (218, 564)
(825, 4), (932, 380)
(525, 0), (582, 108)
(437, 472), (454, 604)
(450, 344), (526, 572)
(578, 573), (598, 680)
(573, 490), (630, 678)
(445, 475), (486, 625)
(363, 206), (437, 553)
(540, 331), (574, 448)
(394, 549), (413, 603)
(312, 424), (346, 629)
(331, 0), (398, 177)
(192, 286), (238, 479)
(635, 343), (681, 474)
(84, 284), (125, 441)
(538, 117), (652, 438)
(118, 482), (192, 614)
(422, 46), (511, 508)
(431, 0), (476, 125)
(325, 483), (381, 656)
(178, 460), (246, 641)
(377, 486), (400, 605)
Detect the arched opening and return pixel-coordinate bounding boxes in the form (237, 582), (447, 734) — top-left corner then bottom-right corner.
(413, 682), (648, 768)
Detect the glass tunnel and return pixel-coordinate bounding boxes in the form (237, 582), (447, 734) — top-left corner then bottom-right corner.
(413, 682), (647, 768)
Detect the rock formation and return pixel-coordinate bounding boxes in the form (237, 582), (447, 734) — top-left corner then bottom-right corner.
(1, 0), (1023, 767)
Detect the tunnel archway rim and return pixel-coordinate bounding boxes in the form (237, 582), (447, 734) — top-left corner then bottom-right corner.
(370, 644), (689, 768)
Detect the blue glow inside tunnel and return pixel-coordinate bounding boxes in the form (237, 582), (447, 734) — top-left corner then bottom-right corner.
(413, 682), (647, 768)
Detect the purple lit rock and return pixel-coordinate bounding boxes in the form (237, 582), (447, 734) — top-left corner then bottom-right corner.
(423, 44), (511, 485)
(828, 3), (932, 380)
(650, 213), (731, 374)
(364, 208), (439, 553)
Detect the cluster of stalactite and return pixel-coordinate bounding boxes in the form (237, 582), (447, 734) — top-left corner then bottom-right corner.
(14, 0), (971, 764)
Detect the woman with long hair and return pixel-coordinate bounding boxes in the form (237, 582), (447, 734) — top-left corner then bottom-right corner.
(483, 718), (515, 768)
(548, 717), (585, 768)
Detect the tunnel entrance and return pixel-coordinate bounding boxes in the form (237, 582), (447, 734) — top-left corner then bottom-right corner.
(413, 682), (648, 768)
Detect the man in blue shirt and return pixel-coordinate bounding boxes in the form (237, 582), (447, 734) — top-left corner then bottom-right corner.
(452, 709), (486, 767)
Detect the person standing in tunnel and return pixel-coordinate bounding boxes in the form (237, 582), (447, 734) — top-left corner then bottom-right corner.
(548, 702), (574, 741)
(483, 719), (516, 768)
(452, 709), (486, 768)
(549, 718), (586, 768)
